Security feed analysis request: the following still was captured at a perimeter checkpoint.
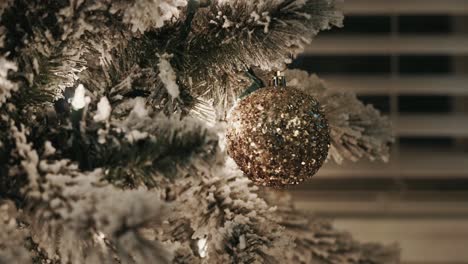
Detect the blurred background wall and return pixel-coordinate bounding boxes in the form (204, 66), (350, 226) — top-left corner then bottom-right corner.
(290, 1), (468, 263)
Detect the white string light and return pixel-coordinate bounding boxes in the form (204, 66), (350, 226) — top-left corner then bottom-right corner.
(197, 238), (208, 258)
(71, 84), (90, 110)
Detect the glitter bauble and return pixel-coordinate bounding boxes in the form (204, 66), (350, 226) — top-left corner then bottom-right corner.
(226, 87), (330, 187)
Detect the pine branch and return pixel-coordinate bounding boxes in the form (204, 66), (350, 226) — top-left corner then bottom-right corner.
(15, 96), (220, 189)
(1, 0), (135, 112)
(0, 1), (84, 110)
(180, 0), (343, 114)
(0, 0), (13, 49)
(166, 160), (293, 263)
(83, 113), (220, 188)
(78, 40), (195, 118)
(0, 2), (401, 264)
(111, 0), (187, 33)
(280, 211), (400, 264)
(5, 122), (174, 263)
(261, 191), (401, 264)
(0, 200), (32, 264)
(285, 70), (393, 163)
(0, 56), (17, 108)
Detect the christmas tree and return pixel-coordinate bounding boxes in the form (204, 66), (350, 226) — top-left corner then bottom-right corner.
(0, 0), (399, 263)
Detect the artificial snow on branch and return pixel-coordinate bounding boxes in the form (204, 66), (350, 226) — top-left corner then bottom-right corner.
(158, 53), (180, 100)
(0, 0), (13, 15)
(7, 122), (174, 263)
(261, 191), (400, 264)
(0, 200), (31, 264)
(185, 0), (343, 113)
(93, 96), (112, 122)
(116, 0), (188, 32)
(286, 70), (393, 163)
(79, 41), (193, 118)
(169, 159), (292, 263)
(0, 57), (17, 107)
(0, 1), (400, 263)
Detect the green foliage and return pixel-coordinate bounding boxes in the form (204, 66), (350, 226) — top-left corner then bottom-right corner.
(81, 116), (220, 188)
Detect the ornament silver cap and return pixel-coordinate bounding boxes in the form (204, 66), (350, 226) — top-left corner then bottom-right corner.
(270, 71), (286, 87)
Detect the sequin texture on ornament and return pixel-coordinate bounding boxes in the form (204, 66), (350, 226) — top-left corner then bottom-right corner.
(226, 87), (330, 187)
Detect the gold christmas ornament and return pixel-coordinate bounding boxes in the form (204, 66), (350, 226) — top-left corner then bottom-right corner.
(226, 72), (330, 187)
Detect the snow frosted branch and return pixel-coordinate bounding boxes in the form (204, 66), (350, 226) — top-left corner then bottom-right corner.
(0, 200), (31, 264)
(184, 0), (343, 111)
(0, 58), (18, 108)
(261, 191), (400, 264)
(0, 1), (400, 263)
(286, 70), (393, 163)
(158, 53), (180, 100)
(117, 0), (188, 32)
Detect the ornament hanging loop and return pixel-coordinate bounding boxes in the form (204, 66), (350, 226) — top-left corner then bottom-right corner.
(270, 71), (286, 87)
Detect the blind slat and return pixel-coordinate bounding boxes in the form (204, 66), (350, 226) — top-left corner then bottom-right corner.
(325, 76), (468, 96)
(397, 114), (468, 137)
(306, 36), (468, 55)
(341, 0), (468, 15)
(317, 149), (468, 178)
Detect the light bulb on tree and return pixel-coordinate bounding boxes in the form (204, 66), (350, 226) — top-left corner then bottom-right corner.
(71, 84), (90, 110)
